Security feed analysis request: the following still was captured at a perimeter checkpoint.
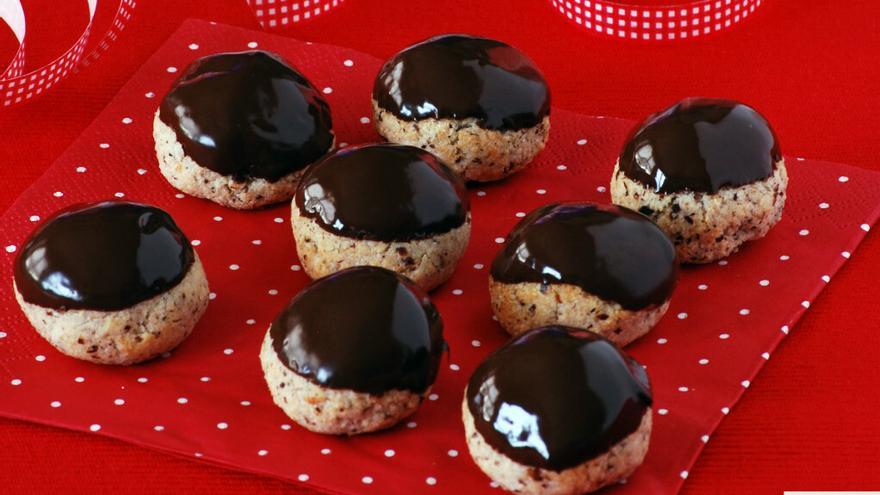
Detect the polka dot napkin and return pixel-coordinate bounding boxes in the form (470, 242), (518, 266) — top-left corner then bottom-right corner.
(1, 20), (879, 495)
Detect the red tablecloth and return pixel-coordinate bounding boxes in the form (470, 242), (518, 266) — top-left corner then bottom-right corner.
(1, 1), (878, 493)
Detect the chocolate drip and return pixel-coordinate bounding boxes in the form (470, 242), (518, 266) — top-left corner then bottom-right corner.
(467, 326), (652, 471)
(159, 50), (333, 182)
(269, 266), (445, 394)
(619, 98), (781, 193)
(14, 201), (195, 311)
(491, 203), (676, 310)
(295, 144), (469, 241)
(373, 34), (550, 131)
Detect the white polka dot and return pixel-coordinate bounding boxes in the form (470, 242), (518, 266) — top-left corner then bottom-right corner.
(799, 229), (810, 236)
(556, 164), (567, 171)
(240, 400), (251, 406)
(448, 449), (459, 457)
(167, 66), (177, 73)
(274, 217), (284, 223)
(35, 355), (46, 362)
(819, 202), (829, 209)
(701, 434), (710, 443)
(136, 168), (147, 175)
(257, 449), (268, 456)
(190, 240), (201, 246)
(801, 300), (810, 308)
(188, 43), (199, 50)
(428, 393), (439, 401)
(452, 289), (463, 296)
(449, 363), (460, 371)
(137, 377), (148, 383)
(281, 424), (292, 430)
(359, 117), (370, 124)
(861, 224), (871, 232)
(175, 193), (185, 199)
(247, 41), (258, 48)
(154, 425), (165, 432)
(200, 376), (211, 382)
(596, 186), (607, 193)
(208, 292), (217, 300)
(177, 397), (188, 404)
(676, 312), (687, 320)
(114, 399), (125, 406)
(320, 447), (331, 454)
(145, 92), (155, 98)
(114, 192), (125, 198)
(515, 212), (526, 218)
(576, 138), (588, 145)
(471, 339), (481, 347)
(426, 477), (437, 486)
(74, 376), (85, 383)
(741, 380), (751, 388)
(50, 401), (61, 408)
(721, 407), (730, 415)
(298, 474), (309, 482)
(229, 264), (240, 271)
(476, 190), (487, 197)
(821, 275), (831, 283)
(384, 449), (395, 457)
(656, 338), (668, 344)
(0, 331), (6, 338)
(76, 166), (87, 173)
(762, 352), (770, 360)
(719, 333), (730, 340)
(10, 379), (21, 386)
(213, 216), (223, 222)
(246, 319), (256, 325)
(781, 325), (790, 334)
(536, 188), (547, 195)
(842, 251), (851, 259)
(53, 191), (64, 197)
(251, 239), (262, 246)
(697, 284), (708, 290)
(89, 424), (101, 432)
(678, 386), (689, 392)
(121, 117), (133, 125)
(657, 408), (668, 415)
(680, 471), (689, 480)
(779, 255), (790, 261)
(268, 289), (278, 296)
(223, 348), (234, 355)
(718, 259), (729, 266)
(739, 308), (750, 316)
(343, 59), (354, 67)
(362, 476), (374, 484)
(194, 452), (203, 457)
(839, 175), (849, 183)
(698, 358), (709, 365)
(759, 279), (769, 287)
(339, 142), (349, 148)
(322, 87), (333, 94)
(217, 422), (228, 430)
(26, 215), (40, 223)
(473, 263), (484, 270)
(291, 264), (302, 271)
(406, 421), (417, 428)
(4, 245), (16, 253)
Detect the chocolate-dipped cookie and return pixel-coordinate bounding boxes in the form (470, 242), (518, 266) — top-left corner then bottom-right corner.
(372, 34), (550, 182)
(259, 266), (445, 435)
(153, 50), (334, 209)
(463, 326), (652, 494)
(291, 143), (471, 291)
(610, 97), (788, 263)
(489, 202), (676, 346)
(12, 201), (209, 365)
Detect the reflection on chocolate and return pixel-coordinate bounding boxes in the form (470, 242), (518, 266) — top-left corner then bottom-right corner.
(270, 266), (445, 395)
(373, 34), (550, 131)
(14, 201), (195, 311)
(159, 50), (334, 182)
(491, 203), (676, 310)
(619, 98), (781, 194)
(295, 144), (469, 241)
(467, 326), (652, 470)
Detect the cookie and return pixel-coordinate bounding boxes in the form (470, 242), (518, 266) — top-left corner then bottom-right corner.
(463, 326), (652, 494)
(489, 203), (676, 346)
(372, 34), (550, 182)
(12, 201), (209, 365)
(611, 97), (788, 263)
(260, 266), (446, 435)
(154, 50), (334, 209)
(291, 143), (471, 291)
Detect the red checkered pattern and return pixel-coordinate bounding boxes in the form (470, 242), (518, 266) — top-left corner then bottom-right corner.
(549, 0), (766, 40)
(1, 40), (25, 79)
(245, 0), (345, 28)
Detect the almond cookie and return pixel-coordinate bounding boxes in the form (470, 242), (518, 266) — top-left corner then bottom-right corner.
(13, 201), (209, 365)
(611, 97), (788, 263)
(373, 34), (550, 182)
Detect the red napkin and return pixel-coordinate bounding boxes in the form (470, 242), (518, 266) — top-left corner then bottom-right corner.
(1, 20), (878, 495)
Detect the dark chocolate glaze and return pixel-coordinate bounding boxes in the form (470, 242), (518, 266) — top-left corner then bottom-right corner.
(373, 34), (550, 131)
(491, 203), (676, 310)
(269, 266), (445, 395)
(295, 144), (469, 242)
(619, 98), (782, 194)
(158, 50), (334, 182)
(13, 201), (195, 311)
(467, 326), (652, 471)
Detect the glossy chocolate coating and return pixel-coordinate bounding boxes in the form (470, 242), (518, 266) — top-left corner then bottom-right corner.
(13, 201), (194, 311)
(491, 203), (676, 310)
(467, 326), (652, 470)
(269, 266), (445, 394)
(373, 34), (550, 131)
(159, 50), (333, 182)
(619, 98), (782, 194)
(295, 144), (469, 242)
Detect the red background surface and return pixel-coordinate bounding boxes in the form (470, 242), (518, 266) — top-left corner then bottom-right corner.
(0, 0), (878, 493)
